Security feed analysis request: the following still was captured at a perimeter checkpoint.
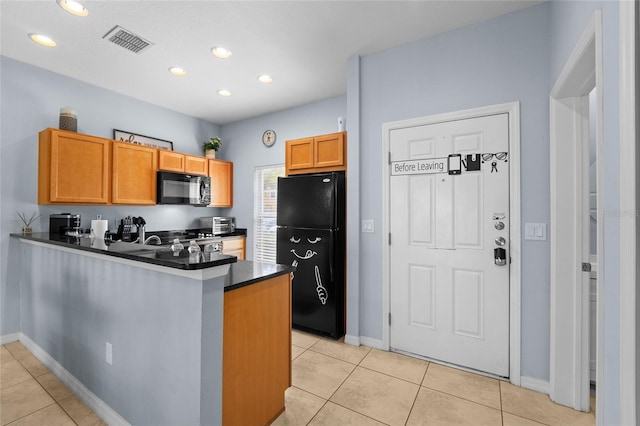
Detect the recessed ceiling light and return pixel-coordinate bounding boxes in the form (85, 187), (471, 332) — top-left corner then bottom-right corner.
(211, 46), (232, 59)
(217, 89), (232, 97)
(168, 67), (187, 77)
(258, 74), (273, 84)
(29, 33), (56, 47)
(57, 0), (88, 17)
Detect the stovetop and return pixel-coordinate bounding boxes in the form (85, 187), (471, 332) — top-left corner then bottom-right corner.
(150, 229), (245, 245)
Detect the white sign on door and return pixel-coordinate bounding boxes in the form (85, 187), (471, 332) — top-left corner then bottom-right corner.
(391, 158), (448, 176)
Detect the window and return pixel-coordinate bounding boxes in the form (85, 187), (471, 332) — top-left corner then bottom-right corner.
(253, 164), (285, 262)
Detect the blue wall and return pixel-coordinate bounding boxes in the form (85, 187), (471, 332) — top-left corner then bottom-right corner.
(221, 96), (346, 259)
(0, 56), (221, 335)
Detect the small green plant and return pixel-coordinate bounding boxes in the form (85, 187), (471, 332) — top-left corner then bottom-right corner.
(203, 137), (222, 153)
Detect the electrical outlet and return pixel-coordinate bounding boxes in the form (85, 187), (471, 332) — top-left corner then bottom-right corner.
(106, 342), (113, 365)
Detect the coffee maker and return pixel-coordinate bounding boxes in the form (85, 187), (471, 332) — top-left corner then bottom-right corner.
(50, 213), (81, 236)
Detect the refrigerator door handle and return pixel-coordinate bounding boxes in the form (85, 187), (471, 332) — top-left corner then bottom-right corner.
(329, 234), (335, 282)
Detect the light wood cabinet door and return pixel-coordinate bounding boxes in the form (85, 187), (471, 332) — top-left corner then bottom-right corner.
(285, 132), (346, 175)
(223, 273), (291, 426)
(314, 132), (345, 168)
(185, 155), (208, 175)
(112, 142), (158, 205)
(222, 237), (245, 260)
(158, 150), (185, 172)
(38, 128), (110, 204)
(208, 159), (233, 207)
(286, 138), (314, 174)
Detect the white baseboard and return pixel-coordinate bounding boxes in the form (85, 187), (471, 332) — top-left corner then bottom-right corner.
(520, 375), (550, 395)
(344, 334), (360, 346)
(0, 333), (20, 345)
(19, 333), (130, 426)
(358, 336), (384, 350)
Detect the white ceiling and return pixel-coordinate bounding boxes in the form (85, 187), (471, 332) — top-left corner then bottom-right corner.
(0, 1), (542, 125)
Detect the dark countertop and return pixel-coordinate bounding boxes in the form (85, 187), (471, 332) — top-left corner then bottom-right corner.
(11, 232), (236, 270)
(224, 261), (292, 292)
(11, 232), (294, 290)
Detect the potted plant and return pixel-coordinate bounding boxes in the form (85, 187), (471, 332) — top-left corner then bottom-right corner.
(203, 137), (222, 158)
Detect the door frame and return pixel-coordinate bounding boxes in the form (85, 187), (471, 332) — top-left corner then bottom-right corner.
(549, 10), (602, 413)
(618, 1), (637, 424)
(381, 101), (522, 384)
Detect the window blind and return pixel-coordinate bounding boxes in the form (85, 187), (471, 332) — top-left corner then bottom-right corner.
(253, 164), (285, 263)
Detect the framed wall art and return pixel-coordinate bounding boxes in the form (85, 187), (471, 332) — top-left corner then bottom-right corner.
(113, 129), (173, 151)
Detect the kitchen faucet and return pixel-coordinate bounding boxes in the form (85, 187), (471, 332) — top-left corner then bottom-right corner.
(143, 235), (162, 245)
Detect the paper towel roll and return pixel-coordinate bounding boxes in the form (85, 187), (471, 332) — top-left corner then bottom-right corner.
(91, 220), (108, 239)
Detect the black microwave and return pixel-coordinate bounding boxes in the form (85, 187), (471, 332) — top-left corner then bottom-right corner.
(157, 171), (211, 206)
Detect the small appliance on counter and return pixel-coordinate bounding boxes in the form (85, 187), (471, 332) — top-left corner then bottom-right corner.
(50, 213), (81, 236)
(199, 217), (236, 236)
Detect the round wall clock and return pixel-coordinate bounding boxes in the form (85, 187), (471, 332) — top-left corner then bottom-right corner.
(262, 130), (276, 147)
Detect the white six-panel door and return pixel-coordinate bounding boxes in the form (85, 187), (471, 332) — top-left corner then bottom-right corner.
(389, 113), (510, 377)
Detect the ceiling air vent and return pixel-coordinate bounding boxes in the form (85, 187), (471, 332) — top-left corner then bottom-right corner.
(103, 26), (154, 54)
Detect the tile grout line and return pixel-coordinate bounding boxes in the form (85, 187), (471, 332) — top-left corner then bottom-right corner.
(3, 343), (82, 426)
(403, 362), (431, 425)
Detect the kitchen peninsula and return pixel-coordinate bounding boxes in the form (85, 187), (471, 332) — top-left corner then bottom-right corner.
(10, 232), (293, 426)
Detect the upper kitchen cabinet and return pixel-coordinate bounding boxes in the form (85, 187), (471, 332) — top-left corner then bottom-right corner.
(185, 155), (208, 175)
(112, 142), (158, 205)
(158, 150), (185, 173)
(158, 151), (209, 176)
(38, 128), (111, 204)
(285, 131), (346, 175)
(208, 159), (233, 207)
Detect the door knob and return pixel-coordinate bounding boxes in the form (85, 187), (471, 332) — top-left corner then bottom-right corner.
(495, 237), (506, 246)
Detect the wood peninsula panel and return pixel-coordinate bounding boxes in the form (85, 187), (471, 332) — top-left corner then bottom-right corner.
(38, 128), (110, 204)
(158, 150), (185, 172)
(112, 142), (158, 205)
(223, 273), (291, 426)
(185, 155), (208, 175)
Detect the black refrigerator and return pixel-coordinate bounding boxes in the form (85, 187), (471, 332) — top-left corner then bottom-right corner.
(276, 171), (345, 339)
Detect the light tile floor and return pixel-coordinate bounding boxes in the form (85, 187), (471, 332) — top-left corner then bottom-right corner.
(0, 342), (105, 426)
(1, 334), (596, 426)
(275, 330), (596, 426)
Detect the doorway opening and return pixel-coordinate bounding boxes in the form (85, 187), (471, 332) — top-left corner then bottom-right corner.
(549, 10), (602, 414)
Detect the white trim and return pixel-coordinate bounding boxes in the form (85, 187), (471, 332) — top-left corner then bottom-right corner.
(358, 336), (384, 350)
(344, 334), (361, 347)
(520, 376), (551, 395)
(381, 101), (521, 384)
(14, 237), (230, 280)
(549, 10), (602, 414)
(0, 333), (20, 345)
(619, 1), (637, 424)
(19, 333), (130, 426)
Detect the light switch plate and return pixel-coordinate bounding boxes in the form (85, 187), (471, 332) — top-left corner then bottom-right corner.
(524, 223), (547, 241)
(362, 219), (374, 233)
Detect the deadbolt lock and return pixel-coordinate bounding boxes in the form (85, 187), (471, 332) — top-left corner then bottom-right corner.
(495, 221), (505, 230)
(495, 237), (506, 246)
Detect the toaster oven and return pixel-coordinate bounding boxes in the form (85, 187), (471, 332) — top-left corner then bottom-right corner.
(199, 217), (236, 236)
